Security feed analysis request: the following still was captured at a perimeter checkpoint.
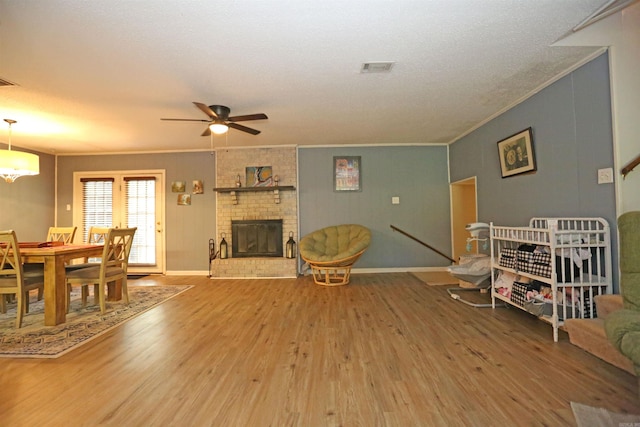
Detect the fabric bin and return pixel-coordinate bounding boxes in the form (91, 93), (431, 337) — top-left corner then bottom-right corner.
(533, 252), (551, 264)
(511, 281), (531, 306)
(524, 300), (545, 316)
(516, 251), (535, 274)
(527, 262), (552, 278)
(499, 248), (517, 268)
(542, 301), (579, 320)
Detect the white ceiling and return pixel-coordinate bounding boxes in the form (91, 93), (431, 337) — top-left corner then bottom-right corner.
(0, 1), (618, 155)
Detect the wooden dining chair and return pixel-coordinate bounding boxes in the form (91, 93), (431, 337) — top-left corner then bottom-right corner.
(23, 226), (78, 300)
(46, 226), (77, 244)
(65, 226), (110, 270)
(66, 227), (137, 313)
(0, 230), (45, 328)
(65, 226), (111, 308)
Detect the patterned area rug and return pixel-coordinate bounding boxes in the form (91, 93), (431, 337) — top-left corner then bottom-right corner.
(410, 271), (459, 286)
(0, 285), (192, 358)
(571, 401), (640, 426)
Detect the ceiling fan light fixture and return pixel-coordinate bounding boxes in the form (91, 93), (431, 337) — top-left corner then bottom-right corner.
(210, 122), (229, 135)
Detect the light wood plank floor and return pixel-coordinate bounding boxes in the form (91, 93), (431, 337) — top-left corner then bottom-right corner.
(1, 273), (638, 426)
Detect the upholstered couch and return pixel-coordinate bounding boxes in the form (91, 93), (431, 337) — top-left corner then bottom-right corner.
(605, 211), (640, 375)
(299, 224), (371, 286)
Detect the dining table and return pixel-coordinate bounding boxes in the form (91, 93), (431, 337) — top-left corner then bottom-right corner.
(19, 243), (118, 326)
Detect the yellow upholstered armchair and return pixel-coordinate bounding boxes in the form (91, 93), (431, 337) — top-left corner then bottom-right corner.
(299, 224), (371, 286)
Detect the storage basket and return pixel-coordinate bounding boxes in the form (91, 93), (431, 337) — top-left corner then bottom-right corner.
(542, 301), (579, 320)
(516, 250), (552, 277)
(511, 282), (531, 307)
(499, 248), (517, 268)
(524, 300), (545, 316)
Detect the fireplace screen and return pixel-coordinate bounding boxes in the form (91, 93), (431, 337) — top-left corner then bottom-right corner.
(231, 219), (283, 258)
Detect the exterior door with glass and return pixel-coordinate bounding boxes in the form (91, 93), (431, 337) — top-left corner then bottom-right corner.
(72, 170), (165, 274)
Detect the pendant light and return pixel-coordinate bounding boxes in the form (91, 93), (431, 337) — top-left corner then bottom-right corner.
(0, 119), (39, 183)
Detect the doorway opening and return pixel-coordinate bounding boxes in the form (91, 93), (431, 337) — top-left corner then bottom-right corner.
(450, 176), (478, 262)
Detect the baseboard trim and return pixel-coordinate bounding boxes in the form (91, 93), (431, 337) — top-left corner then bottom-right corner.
(165, 266), (451, 277)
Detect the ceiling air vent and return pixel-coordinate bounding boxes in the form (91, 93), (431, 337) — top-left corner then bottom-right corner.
(0, 77), (16, 87)
(360, 62), (395, 73)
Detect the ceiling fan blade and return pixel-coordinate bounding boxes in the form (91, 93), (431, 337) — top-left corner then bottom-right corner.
(193, 102), (218, 119)
(228, 113), (268, 122)
(228, 122), (261, 135)
(161, 118), (210, 122)
(201, 127), (212, 137)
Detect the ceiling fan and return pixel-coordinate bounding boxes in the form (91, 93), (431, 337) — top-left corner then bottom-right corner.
(161, 102), (268, 136)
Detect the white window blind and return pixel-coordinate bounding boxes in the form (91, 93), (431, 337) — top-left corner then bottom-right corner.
(81, 178), (113, 243)
(125, 177), (156, 265)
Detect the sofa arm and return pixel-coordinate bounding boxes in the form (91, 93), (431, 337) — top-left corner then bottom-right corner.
(605, 309), (640, 375)
(594, 294), (624, 318)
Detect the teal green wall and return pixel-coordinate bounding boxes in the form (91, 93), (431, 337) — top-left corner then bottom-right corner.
(449, 52), (618, 289)
(298, 146), (451, 268)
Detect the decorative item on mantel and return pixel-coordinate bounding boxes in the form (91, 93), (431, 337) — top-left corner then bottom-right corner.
(235, 174), (241, 188)
(286, 231), (296, 259)
(246, 166), (273, 187)
(274, 175), (279, 187)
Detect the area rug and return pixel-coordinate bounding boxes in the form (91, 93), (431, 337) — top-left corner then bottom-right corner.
(410, 271), (458, 286)
(571, 401), (640, 427)
(0, 285), (192, 358)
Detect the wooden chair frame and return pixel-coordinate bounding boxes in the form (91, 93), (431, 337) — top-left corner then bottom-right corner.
(66, 227), (136, 313)
(46, 226), (77, 244)
(301, 249), (367, 286)
(0, 230), (45, 327)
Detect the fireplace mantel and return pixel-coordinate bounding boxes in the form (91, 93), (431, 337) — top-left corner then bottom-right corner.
(213, 186), (296, 204)
(213, 186), (295, 192)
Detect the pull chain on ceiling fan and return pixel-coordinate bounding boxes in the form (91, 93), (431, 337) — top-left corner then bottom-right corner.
(161, 102), (268, 136)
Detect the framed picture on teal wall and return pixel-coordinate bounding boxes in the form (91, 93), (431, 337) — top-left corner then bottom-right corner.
(334, 156), (361, 191)
(497, 128), (536, 178)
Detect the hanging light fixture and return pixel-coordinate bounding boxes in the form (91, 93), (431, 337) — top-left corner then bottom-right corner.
(209, 120), (229, 135)
(0, 119), (39, 183)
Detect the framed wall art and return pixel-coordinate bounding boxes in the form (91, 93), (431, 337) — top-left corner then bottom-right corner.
(497, 127), (536, 178)
(171, 181), (186, 192)
(246, 166), (273, 187)
(192, 180), (204, 194)
(334, 156), (361, 192)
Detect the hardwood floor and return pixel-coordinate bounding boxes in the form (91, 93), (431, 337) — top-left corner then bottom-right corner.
(1, 273), (638, 426)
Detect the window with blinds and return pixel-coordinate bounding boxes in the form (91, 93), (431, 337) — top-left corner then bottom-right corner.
(125, 177), (156, 265)
(81, 178), (114, 243)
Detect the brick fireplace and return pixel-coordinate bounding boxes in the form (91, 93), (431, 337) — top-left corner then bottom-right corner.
(210, 147), (298, 278)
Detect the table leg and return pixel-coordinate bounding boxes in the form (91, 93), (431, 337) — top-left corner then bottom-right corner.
(43, 256), (67, 326)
